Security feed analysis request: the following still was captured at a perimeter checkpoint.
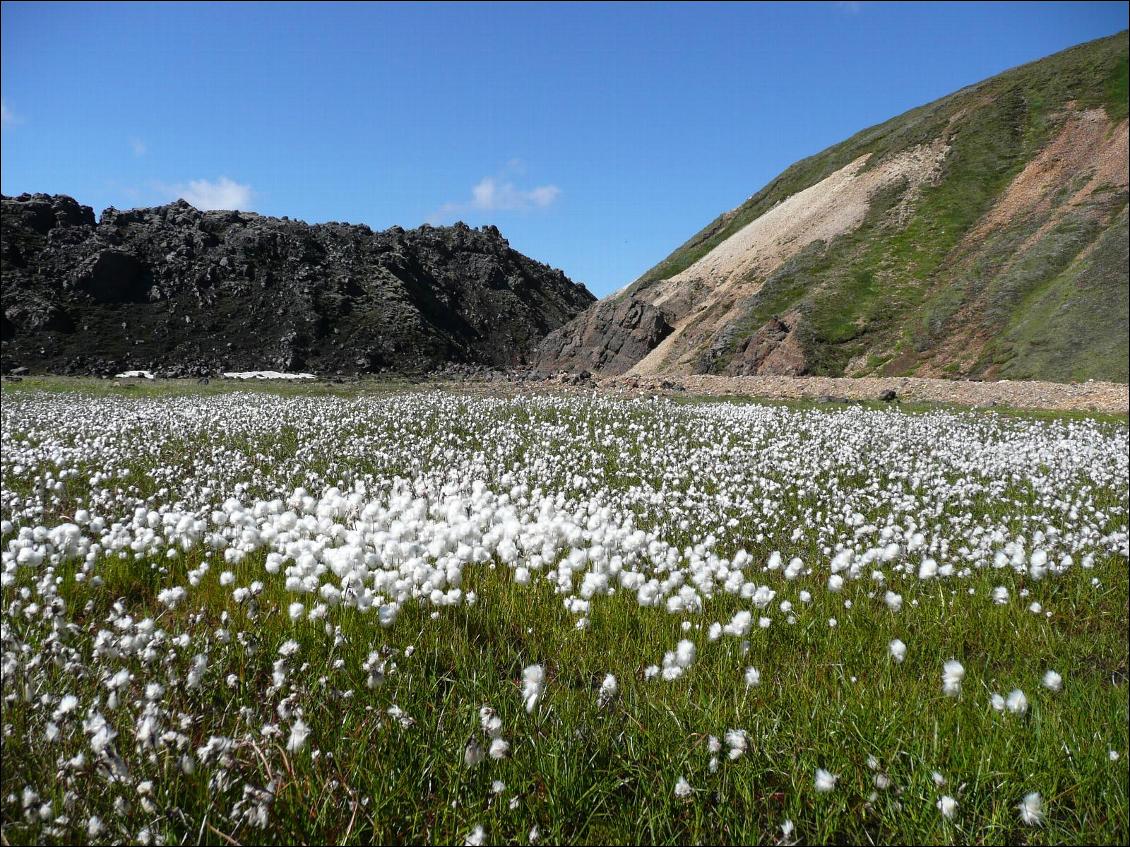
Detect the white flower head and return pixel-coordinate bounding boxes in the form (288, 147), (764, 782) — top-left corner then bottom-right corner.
(725, 729), (748, 760)
(488, 738), (510, 760)
(937, 795), (958, 820)
(942, 660), (964, 697)
(598, 674), (618, 707)
(815, 768), (837, 793)
(1006, 689), (1028, 715)
(464, 737), (484, 768)
(1017, 791), (1043, 826)
(521, 664), (545, 713)
(286, 718), (310, 753)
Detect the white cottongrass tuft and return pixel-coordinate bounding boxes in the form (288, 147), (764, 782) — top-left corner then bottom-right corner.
(942, 660), (965, 696)
(674, 776), (693, 798)
(661, 639), (697, 680)
(675, 639), (696, 667)
(815, 768), (837, 793)
(1041, 670), (1062, 692)
(937, 795), (958, 820)
(464, 737), (484, 768)
(744, 667), (761, 688)
(488, 737), (510, 760)
(724, 729), (748, 760)
(286, 718), (309, 753)
(480, 706), (503, 738)
(598, 674), (618, 707)
(1006, 689), (1028, 715)
(888, 638), (906, 663)
(521, 664), (545, 713)
(1017, 791), (1043, 826)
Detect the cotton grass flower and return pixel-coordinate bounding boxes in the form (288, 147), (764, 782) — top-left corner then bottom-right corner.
(674, 776), (693, 798)
(286, 718), (310, 753)
(1006, 689), (1028, 715)
(888, 638), (906, 663)
(815, 768), (837, 792)
(480, 707), (503, 738)
(464, 737), (485, 768)
(724, 729), (748, 760)
(521, 664), (545, 713)
(937, 795), (958, 820)
(781, 819), (795, 841)
(1042, 670), (1062, 692)
(942, 660), (964, 697)
(1017, 791), (1043, 825)
(598, 674), (618, 707)
(488, 738), (510, 760)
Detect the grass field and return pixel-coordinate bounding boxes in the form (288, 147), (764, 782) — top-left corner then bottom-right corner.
(2, 378), (1127, 845)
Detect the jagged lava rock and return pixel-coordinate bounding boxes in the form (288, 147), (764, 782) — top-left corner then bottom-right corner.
(1, 194), (594, 375)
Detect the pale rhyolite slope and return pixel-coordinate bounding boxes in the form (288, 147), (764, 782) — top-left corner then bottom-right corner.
(628, 140), (949, 375)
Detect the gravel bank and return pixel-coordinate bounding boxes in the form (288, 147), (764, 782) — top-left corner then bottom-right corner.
(598, 374), (1129, 414)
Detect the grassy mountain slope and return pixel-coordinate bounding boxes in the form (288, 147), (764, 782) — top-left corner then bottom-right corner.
(591, 32), (1129, 382)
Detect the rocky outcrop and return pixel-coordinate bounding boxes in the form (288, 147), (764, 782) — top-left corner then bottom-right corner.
(723, 313), (807, 376)
(533, 296), (672, 375)
(1, 194), (594, 375)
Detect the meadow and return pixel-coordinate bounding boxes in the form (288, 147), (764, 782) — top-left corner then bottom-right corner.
(1, 379), (1127, 845)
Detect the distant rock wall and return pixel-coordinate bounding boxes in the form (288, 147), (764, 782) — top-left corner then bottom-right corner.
(533, 296), (672, 375)
(1, 194), (595, 376)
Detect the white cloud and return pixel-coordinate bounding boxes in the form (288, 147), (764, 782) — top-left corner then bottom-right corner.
(1, 98), (22, 128)
(130, 138), (147, 157)
(430, 168), (561, 223)
(470, 176), (561, 211)
(168, 177), (254, 211)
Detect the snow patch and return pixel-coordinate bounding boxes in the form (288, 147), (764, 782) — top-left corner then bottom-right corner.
(222, 371), (316, 380)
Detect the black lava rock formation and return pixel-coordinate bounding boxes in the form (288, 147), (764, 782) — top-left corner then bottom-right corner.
(1, 193), (595, 377)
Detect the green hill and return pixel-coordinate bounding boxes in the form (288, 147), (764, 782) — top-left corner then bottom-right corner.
(538, 32), (1128, 382)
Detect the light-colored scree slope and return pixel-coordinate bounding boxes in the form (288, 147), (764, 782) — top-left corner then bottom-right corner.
(629, 140), (949, 375)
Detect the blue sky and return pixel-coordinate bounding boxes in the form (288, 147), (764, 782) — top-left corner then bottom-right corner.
(2, 2), (1126, 296)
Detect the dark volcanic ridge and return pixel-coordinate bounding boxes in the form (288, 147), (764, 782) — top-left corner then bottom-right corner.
(1, 193), (595, 377)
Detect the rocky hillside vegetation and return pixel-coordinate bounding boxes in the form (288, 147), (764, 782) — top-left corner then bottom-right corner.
(1, 195), (594, 376)
(538, 31), (1128, 383)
